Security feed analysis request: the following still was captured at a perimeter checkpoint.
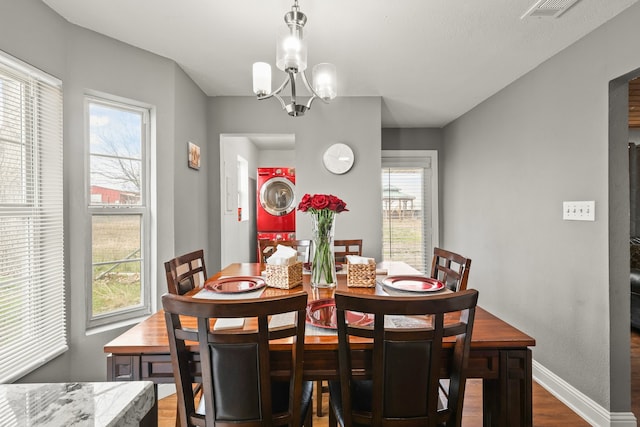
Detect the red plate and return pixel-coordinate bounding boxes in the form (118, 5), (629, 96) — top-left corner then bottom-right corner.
(382, 276), (445, 293)
(205, 276), (266, 293)
(306, 298), (374, 330)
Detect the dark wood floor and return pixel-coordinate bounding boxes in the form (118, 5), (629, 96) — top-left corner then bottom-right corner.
(159, 328), (640, 426)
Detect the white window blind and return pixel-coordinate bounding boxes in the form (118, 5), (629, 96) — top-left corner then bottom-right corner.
(0, 51), (66, 382)
(382, 152), (438, 274)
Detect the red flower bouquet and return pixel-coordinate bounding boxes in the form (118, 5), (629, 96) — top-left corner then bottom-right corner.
(297, 194), (348, 214)
(297, 194), (348, 287)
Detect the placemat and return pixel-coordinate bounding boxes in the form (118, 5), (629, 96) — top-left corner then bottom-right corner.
(268, 309), (431, 332)
(213, 318), (245, 330)
(269, 312), (337, 336)
(305, 324), (338, 336)
(384, 315), (432, 329)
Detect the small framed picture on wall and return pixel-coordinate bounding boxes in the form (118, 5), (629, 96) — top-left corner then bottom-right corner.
(188, 141), (201, 170)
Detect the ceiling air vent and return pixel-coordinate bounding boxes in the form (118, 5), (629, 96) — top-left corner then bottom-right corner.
(521, 0), (581, 19)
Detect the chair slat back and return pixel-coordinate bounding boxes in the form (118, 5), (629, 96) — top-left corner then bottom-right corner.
(333, 239), (363, 263)
(163, 291), (308, 427)
(333, 289), (478, 427)
(430, 247), (471, 292)
(164, 249), (207, 295)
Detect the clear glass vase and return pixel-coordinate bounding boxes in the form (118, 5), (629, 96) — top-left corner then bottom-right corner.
(310, 211), (336, 288)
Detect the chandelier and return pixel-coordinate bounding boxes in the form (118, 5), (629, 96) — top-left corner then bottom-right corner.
(252, 0), (337, 117)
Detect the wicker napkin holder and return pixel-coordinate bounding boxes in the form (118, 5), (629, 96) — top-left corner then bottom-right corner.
(346, 259), (377, 288)
(265, 261), (303, 289)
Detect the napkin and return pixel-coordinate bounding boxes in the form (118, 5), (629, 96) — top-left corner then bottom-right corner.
(346, 255), (374, 264)
(266, 244), (298, 265)
(269, 312), (296, 328)
(214, 318), (245, 330)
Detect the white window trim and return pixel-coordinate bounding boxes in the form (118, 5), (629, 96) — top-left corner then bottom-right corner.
(382, 150), (440, 265)
(84, 93), (154, 329)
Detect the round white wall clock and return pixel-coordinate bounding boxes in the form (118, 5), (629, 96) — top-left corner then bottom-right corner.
(323, 143), (354, 175)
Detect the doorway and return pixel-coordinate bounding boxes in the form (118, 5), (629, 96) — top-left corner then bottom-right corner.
(628, 77), (640, 421)
(219, 134), (295, 267)
(609, 72), (639, 421)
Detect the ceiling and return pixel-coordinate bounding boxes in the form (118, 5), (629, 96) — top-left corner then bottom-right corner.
(42, 0), (637, 128)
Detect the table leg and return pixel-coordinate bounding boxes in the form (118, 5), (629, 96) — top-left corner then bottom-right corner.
(482, 349), (532, 427)
(107, 354), (141, 381)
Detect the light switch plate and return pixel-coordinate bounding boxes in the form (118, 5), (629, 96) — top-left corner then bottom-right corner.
(563, 201), (595, 221)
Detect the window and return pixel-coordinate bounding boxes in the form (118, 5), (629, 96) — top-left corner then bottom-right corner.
(0, 51), (66, 382)
(381, 151), (438, 273)
(86, 96), (151, 328)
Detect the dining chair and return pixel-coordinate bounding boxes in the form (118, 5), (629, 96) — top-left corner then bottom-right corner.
(162, 291), (313, 427)
(332, 239), (363, 263)
(164, 249), (209, 427)
(258, 239), (311, 270)
(328, 288), (479, 427)
(430, 247), (472, 292)
(164, 249), (208, 295)
(311, 238), (363, 417)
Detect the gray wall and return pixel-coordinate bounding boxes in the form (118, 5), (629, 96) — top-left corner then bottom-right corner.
(258, 148), (296, 167)
(173, 65), (210, 262)
(442, 2), (640, 413)
(208, 96), (382, 272)
(382, 128), (443, 151)
(0, 0), (66, 78)
(1, 0), (209, 382)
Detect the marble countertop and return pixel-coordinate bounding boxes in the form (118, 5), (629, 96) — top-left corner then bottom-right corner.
(0, 381), (154, 426)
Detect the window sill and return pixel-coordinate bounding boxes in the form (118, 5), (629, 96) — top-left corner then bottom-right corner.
(85, 314), (151, 336)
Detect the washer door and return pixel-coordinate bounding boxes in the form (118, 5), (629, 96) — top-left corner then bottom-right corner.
(259, 177), (296, 216)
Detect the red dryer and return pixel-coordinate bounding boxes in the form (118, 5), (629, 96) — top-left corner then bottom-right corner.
(256, 167), (296, 234)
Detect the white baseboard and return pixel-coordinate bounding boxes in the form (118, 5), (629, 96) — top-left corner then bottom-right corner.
(157, 383), (176, 400)
(533, 360), (637, 427)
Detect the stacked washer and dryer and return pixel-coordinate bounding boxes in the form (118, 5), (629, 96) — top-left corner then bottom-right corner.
(256, 167), (296, 243)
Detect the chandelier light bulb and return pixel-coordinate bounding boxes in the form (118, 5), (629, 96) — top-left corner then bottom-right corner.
(252, 62), (272, 96)
(276, 33), (307, 72)
(312, 63), (337, 100)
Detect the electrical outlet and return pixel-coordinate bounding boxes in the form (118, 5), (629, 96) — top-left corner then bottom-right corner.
(563, 201), (595, 221)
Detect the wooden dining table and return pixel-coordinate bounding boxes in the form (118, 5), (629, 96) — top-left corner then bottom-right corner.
(104, 262), (535, 427)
